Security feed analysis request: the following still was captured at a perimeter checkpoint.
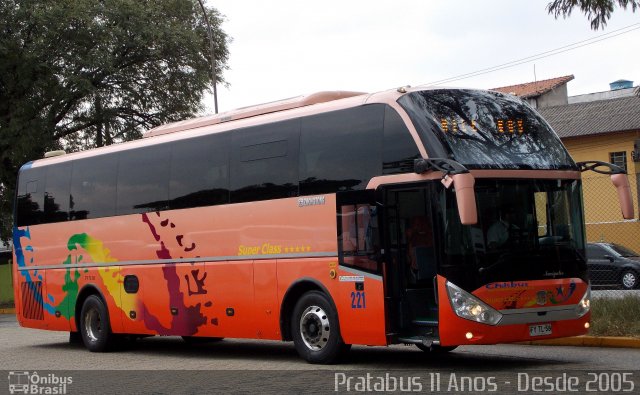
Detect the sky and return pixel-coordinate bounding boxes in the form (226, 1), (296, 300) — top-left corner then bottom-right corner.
(206, 0), (639, 113)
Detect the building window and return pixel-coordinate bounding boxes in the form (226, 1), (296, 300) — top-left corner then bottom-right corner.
(609, 151), (627, 172)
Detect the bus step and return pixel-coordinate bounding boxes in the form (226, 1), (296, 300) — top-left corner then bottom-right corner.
(397, 336), (440, 346)
(412, 319), (438, 327)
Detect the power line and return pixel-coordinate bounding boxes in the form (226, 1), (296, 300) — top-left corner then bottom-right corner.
(423, 22), (640, 86)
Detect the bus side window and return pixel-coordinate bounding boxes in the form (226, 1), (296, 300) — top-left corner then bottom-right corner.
(117, 144), (171, 215)
(230, 119), (299, 203)
(169, 133), (230, 209)
(383, 106), (421, 175)
(16, 167), (45, 226)
(70, 155), (117, 220)
(44, 162), (72, 223)
(339, 204), (380, 273)
(300, 105), (383, 195)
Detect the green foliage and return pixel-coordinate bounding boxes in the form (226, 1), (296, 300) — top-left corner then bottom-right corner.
(547, 0), (640, 29)
(0, 0), (229, 242)
(589, 295), (640, 337)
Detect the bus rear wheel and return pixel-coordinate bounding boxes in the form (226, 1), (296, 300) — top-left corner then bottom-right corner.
(80, 295), (115, 352)
(291, 291), (349, 364)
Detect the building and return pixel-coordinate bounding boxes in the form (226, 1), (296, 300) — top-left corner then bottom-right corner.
(493, 77), (640, 251)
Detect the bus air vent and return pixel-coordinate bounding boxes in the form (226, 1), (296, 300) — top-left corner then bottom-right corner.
(20, 281), (44, 320)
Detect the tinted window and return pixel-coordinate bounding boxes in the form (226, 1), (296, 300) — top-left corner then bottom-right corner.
(230, 120), (300, 203)
(169, 133), (230, 209)
(16, 167), (45, 226)
(70, 155), (117, 220)
(383, 106), (420, 175)
(117, 144), (171, 215)
(608, 243), (638, 257)
(587, 244), (607, 259)
(44, 163), (71, 223)
(299, 105), (384, 195)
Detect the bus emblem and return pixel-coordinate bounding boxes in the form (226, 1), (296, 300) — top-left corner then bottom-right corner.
(298, 196), (325, 207)
(536, 291), (548, 306)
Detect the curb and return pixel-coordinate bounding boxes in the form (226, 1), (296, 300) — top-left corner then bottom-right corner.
(0, 308), (15, 314)
(521, 336), (640, 349)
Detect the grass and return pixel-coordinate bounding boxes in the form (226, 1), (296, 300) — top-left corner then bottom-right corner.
(0, 263), (13, 306)
(589, 295), (640, 338)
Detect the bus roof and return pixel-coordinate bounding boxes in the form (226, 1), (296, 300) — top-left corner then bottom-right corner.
(25, 86), (452, 168)
(144, 91), (367, 138)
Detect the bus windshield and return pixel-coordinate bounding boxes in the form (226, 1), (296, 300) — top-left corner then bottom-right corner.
(398, 89), (577, 170)
(436, 179), (587, 291)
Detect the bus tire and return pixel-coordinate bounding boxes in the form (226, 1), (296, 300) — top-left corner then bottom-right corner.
(291, 291), (349, 364)
(182, 336), (224, 344)
(80, 295), (115, 352)
(416, 344), (458, 353)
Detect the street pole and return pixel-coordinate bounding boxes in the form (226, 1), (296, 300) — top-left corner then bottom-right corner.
(196, 0), (218, 114)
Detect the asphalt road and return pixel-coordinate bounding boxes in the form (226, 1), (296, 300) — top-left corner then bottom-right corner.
(1, 314), (639, 394)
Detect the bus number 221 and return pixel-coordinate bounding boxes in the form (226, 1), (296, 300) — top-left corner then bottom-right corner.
(351, 291), (366, 309)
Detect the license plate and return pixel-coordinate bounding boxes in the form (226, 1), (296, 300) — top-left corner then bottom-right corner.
(529, 323), (552, 337)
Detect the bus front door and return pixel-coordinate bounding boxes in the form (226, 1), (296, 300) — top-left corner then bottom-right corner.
(381, 185), (440, 344)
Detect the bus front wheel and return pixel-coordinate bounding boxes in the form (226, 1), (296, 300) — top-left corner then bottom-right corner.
(80, 295), (115, 352)
(291, 291), (350, 364)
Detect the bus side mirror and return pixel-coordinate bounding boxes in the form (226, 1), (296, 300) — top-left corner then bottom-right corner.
(611, 173), (634, 220)
(452, 173), (478, 225)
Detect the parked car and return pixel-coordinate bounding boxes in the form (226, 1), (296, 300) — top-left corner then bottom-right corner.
(586, 242), (640, 290)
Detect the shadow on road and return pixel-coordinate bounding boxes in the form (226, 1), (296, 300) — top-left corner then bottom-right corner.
(30, 336), (568, 370)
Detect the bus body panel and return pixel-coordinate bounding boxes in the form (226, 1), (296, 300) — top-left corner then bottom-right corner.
(275, 259), (387, 346)
(436, 275), (589, 346)
(253, 259), (280, 340)
(12, 195), (341, 339)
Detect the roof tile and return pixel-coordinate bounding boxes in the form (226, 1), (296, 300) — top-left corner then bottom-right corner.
(492, 75), (574, 99)
(539, 96), (640, 138)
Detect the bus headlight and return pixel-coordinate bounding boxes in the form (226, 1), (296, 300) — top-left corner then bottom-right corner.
(446, 281), (502, 325)
(575, 286), (591, 318)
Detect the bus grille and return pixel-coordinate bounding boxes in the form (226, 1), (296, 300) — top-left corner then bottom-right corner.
(21, 281), (44, 320)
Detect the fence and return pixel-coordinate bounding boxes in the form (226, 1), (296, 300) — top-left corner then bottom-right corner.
(582, 175), (640, 299)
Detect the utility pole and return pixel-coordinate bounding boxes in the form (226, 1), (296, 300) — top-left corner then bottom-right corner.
(196, 0), (218, 114)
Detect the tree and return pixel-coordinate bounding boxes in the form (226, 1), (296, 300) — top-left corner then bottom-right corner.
(547, 0), (639, 30)
(0, 0), (229, 242)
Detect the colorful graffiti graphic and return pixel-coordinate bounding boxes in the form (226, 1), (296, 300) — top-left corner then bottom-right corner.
(13, 212), (211, 336)
(141, 212), (207, 335)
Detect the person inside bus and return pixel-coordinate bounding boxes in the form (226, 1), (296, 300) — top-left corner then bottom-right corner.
(487, 206), (518, 249)
(405, 216), (436, 282)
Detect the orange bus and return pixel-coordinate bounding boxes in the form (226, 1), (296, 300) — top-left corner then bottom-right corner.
(12, 87), (633, 364)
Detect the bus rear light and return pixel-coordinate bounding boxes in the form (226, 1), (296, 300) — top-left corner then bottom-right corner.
(446, 281), (502, 325)
(575, 286), (591, 318)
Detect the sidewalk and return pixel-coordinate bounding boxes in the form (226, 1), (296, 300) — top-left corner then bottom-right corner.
(522, 335), (640, 349)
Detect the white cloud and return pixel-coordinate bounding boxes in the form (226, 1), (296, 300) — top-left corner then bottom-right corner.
(207, 0), (640, 113)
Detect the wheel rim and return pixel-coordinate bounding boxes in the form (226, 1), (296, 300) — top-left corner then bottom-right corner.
(84, 307), (101, 343)
(622, 272), (636, 289)
(299, 305), (330, 351)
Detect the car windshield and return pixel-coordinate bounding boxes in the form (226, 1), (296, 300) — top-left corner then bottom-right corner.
(609, 243), (639, 257)
(436, 179), (587, 291)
